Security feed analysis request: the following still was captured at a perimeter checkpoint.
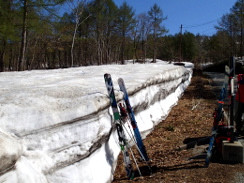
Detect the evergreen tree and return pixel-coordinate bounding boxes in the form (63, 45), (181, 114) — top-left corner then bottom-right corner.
(216, 0), (244, 57)
(181, 32), (198, 61)
(117, 2), (135, 64)
(148, 3), (167, 62)
(17, 0), (67, 71)
(0, 0), (18, 72)
(89, 0), (118, 65)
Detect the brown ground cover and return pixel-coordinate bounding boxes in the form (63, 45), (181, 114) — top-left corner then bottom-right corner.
(112, 71), (244, 183)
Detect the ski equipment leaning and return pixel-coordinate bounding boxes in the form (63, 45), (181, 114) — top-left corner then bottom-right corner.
(104, 73), (134, 179)
(118, 78), (150, 162)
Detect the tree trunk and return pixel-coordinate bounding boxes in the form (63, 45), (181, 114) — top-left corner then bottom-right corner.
(29, 39), (38, 70)
(18, 0), (28, 71)
(0, 51), (4, 72)
(71, 18), (79, 67)
(153, 28), (156, 62)
(0, 40), (6, 72)
(143, 40), (147, 63)
(64, 50), (68, 68)
(8, 47), (13, 71)
(58, 50), (62, 68)
(121, 31), (125, 64)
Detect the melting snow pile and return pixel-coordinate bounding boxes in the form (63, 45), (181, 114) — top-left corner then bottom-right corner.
(0, 61), (193, 183)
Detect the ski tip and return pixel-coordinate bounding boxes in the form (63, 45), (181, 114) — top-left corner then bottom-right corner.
(118, 78), (124, 84)
(104, 73), (111, 78)
(225, 65), (230, 75)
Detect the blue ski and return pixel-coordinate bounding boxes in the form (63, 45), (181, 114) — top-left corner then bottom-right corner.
(118, 78), (150, 162)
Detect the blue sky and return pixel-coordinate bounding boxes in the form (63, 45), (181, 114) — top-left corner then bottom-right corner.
(114, 0), (237, 36)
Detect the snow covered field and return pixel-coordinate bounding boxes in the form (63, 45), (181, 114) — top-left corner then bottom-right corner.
(0, 60), (193, 183)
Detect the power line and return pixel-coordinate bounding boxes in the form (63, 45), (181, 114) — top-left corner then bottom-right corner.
(198, 27), (217, 35)
(183, 19), (218, 29)
(178, 23), (217, 36)
(179, 18), (221, 35)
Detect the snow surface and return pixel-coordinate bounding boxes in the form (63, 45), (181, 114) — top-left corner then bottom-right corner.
(0, 60), (193, 183)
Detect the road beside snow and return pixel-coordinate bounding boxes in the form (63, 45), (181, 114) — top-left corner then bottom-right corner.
(0, 61), (193, 183)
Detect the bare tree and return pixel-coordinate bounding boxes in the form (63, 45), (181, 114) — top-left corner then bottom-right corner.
(137, 13), (151, 62)
(67, 0), (90, 67)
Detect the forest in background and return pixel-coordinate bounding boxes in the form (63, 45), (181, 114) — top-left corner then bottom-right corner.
(0, 0), (243, 72)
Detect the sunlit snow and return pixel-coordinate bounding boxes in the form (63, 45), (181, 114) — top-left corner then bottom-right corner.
(0, 60), (193, 183)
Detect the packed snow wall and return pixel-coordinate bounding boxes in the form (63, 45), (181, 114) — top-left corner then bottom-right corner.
(0, 62), (193, 183)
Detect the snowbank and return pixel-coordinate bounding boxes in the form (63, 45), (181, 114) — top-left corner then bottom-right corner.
(0, 61), (193, 183)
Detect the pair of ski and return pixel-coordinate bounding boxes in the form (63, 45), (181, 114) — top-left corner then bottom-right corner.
(205, 66), (230, 166)
(104, 73), (150, 179)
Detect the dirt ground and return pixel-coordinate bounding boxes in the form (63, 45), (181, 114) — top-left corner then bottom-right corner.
(112, 71), (244, 183)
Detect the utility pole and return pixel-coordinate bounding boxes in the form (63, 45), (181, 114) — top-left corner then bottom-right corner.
(179, 24), (183, 62)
